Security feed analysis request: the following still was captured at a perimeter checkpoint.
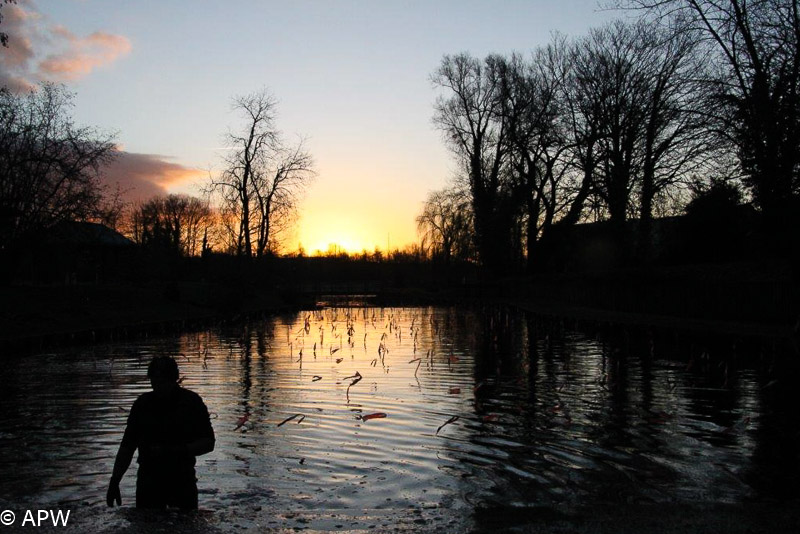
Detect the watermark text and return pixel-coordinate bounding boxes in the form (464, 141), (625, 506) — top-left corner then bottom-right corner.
(1, 510), (71, 527)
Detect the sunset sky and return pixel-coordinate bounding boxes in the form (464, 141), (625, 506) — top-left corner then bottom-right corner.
(1, 0), (614, 254)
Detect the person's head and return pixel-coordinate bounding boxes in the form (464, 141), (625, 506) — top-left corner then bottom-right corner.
(147, 356), (179, 393)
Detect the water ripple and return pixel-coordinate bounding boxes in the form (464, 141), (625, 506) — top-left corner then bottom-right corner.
(1, 306), (795, 528)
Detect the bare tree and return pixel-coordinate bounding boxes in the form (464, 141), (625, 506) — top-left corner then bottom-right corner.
(214, 195), (243, 255)
(619, 0), (800, 222)
(574, 21), (653, 231)
(127, 194), (213, 256)
(212, 90), (276, 257)
(181, 196), (214, 256)
(0, 83), (116, 251)
(416, 187), (474, 265)
(251, 139), (313, 255)
(500, 40), (574, 270)
(432, 53), (515, 274)
(632, 22), (718, 255)
(208, 89), (314, 257)
(560, 34), (609, 228)
(564, 20), (712, 242)
(430, 19), (730, 270)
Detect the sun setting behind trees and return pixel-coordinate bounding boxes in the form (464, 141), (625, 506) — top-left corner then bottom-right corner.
(1, 0), (798, 268)
(4, 0), (800, 268)
(2, 2), (800, 531)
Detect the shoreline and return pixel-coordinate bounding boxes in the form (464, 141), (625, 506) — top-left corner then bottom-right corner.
(0, 283), (298, 354)
(2, 280), (796, 355)
(508, 298), (796, 339)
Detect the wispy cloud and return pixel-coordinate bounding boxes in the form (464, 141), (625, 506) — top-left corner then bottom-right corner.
(101, 150), (206, 204)
(0, 1), (40, 91)
(0, 1), (131, 91)
(38, 27), (131, 81)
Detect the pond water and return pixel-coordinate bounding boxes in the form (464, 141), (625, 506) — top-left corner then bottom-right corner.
(1, 306), (799, 532)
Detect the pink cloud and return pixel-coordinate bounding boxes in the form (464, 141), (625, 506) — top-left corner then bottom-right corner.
(100, 151), (206, 205)
(1, 3), (38, 68)
(0, 2), (39, 91)
(38, 30), (131, 81)
(0, 1), (130, 90)
(0, 71), (34, 92)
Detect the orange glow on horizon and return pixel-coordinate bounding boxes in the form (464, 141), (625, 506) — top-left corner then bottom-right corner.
(293, 164), (425, 256)
(295, 228), (413, 256)
(294, 212), (418, 255)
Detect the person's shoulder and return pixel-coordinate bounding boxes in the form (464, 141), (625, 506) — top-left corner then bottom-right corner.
(177, 387), (210, 416)
(130, 390), (155, 412)
(134, 390), (156, 404)
(177, 387), (205, 403)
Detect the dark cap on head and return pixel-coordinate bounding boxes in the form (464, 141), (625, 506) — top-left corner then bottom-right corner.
(147, 356), (179, 383)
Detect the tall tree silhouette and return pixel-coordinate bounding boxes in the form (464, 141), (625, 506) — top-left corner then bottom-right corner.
(432, 54), (515, 274)
(209, 89), (314, 258)
(499, 42), (573, 271)
(0, 83), (115, 251)
(620, 0), (800, 225)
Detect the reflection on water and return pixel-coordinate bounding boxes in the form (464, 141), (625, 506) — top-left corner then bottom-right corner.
(0, 306), (798, 531)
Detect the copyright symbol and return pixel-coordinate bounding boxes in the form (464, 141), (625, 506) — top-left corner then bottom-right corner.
(0, 510), (14, 526)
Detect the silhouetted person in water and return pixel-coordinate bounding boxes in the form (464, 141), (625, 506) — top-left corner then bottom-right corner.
(107, 356), (215, 509)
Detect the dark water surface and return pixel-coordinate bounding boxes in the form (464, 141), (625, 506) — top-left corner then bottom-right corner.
(1, 306), (799, 531)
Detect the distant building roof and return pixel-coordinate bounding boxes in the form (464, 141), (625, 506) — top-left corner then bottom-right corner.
(45, 220), (134, 247)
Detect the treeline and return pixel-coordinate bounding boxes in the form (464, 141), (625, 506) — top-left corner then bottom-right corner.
(0, 84), (119, 254)
(124, 89), (314, 258)
(419, 0), (800, 274)
(0, 83), (313, 265)
(3, 1), (798, 280)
